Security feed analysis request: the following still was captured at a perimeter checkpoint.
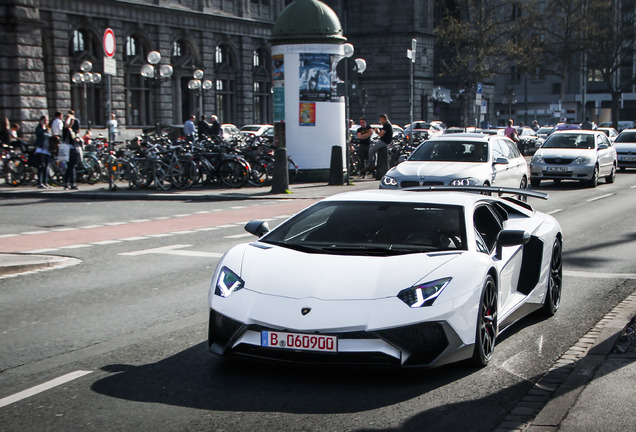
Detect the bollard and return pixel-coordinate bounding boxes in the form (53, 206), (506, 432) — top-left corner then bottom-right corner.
(375, 146), (389, 180)
(328, 145), (345, 185)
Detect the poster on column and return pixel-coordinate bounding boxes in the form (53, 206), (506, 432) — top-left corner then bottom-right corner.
(299, 53), (332, 102)
(299, 102), (316, 126)
(272, 54), (285, 122)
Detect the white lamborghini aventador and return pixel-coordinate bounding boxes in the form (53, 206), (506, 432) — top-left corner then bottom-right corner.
(208, 186), (563, 368)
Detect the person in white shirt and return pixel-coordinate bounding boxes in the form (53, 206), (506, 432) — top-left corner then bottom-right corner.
(50, 111), (63, 138)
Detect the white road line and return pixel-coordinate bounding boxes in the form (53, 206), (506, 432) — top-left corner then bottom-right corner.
(547, 209), (563, 215)
(587, 193), (615, 202)
(119, 236), (149, 241)
(195, 227), (219, 232)
(216, 224), (238, 228)
(0, 370), (92, 409)
(91, 240), (122, 245)
(225, 233), (253, 239)
(195, 211), (210, 214)
(174, 214), (192, 218)
(0, 234), (19, 239)
(565, 270), (636, 279)
(58, 244), (93, 249)
(50, 228), (78, 232)
(130, 219), (151, 223)
(24, 248), (60, 254)
(146, 233), (173, 237)
(170, 230), (198, 235)
(104, 222), (126, 226)
(153, 216), (170, 220)
(79, 225), (103, 229)
(21, 230), (49, 235)
(118, 244), (223, 258)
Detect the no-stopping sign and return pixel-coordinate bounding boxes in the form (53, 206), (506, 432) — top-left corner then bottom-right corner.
(103, 28), (115, 58)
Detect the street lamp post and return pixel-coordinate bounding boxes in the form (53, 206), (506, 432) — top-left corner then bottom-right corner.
(341, 43), (366, 184)
(187, 69), (213, 118)
(71, 60), (102, 130)
(140, 50), (173, 133)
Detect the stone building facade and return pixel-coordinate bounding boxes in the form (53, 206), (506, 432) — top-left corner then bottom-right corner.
(0, 0), (289, 139)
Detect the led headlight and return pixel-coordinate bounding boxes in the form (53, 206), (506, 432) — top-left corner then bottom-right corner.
(214, 266), (245, 298)
(397, 277), (451, 308)
(450, 178), (478, 186)
(381, 176), (398, 187)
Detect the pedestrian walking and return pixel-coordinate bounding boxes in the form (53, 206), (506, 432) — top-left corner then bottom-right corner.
(183, 114), (196, 142)
(197, 114), (210, 139)
(209, 115), (221, 143)
(356, 117), (373, 176)
(34, 115), (53, 188)
(50, 111), (63, 138)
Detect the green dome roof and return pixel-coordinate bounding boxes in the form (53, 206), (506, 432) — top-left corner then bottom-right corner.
(271, 0), (346, 45)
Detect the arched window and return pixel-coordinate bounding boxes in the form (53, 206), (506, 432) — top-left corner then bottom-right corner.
(69, 29), (104, 128)
(171, 39), (202, 123)
(253, 48), (272, 124)
(124, 34), (154, 128)
(214, 44), (236, 124)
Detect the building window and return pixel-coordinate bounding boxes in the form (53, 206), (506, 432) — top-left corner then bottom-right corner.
(124, 35), (153, 127)
(253, 48), (271, 124)
(215, 44), (236, 123)
(69, 29), (104, 127)
(72, 30), (85, 55)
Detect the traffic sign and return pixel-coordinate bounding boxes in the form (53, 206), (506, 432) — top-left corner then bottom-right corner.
(103, 28), (115, 58)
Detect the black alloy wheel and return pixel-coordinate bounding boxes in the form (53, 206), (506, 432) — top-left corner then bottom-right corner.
(542, 238), (563, 316)
(471, 275), (497, 367)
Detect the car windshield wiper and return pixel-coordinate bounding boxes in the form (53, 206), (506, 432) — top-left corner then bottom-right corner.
(263, 240), (323, 254)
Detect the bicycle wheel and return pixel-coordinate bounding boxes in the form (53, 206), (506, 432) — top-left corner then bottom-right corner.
(193, 158), (214, 186)
(154, 162), (172, 190)
(170, 157), (198, 189)
(247, 160), (269, 187)
(219, 159), (249, 188)
(82, 157), (101, 184)
(48, 159), (65, 186)
(288, 157), (298, 183)
(4, 156), (27, 186)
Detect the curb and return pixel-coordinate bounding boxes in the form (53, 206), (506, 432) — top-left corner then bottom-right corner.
(493, 289), (636, 432)
(0, 254), (82, 279)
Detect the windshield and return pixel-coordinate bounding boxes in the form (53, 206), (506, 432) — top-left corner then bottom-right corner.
(615, 132), (636, 143)
(409, 140), (488, 162)
(542, 133), (595, 149)
(262, 201), (467, 256)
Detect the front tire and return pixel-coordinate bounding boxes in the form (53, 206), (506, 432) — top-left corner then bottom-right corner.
(470, 275), (497, 367)
(605, 164), (616, 184)
(542, 238), (563, 316)
(585, 165), (599, 188)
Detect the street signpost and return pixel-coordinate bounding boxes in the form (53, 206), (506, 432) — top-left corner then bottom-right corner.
(103, 28), (116, 190)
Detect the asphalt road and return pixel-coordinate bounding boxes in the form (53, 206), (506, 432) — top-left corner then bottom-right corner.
(1, 175), (635, 431)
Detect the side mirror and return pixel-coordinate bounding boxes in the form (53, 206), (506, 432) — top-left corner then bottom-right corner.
(495, 230), (530, 259)
(245, 220), (270, 237)
(494, 157), (510, 165)
(597, 144), (608, 150)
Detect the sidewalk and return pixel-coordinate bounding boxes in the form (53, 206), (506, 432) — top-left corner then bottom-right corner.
(1, 179), (635, 432)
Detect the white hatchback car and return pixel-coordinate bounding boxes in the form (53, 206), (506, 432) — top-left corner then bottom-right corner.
(380, 133), (528, 189)
(530, 130), (617, 187)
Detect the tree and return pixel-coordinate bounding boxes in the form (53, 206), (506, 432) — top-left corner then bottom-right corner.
(583, 0), (636, 128)
(435, 0), (520, 125)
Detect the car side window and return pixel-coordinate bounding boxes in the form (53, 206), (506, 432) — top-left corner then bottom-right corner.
(473, 205), (503, 253)
(599, 134), (611, 148)
(491, 140), (505, 160)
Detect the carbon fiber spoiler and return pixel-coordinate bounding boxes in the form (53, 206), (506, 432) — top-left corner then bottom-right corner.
(402, 185), (549, 200)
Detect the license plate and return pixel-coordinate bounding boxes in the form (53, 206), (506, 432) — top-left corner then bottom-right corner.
(546, 167), (568, 172)
(621, 156), (636, 161)
(261, 331), (337, 352)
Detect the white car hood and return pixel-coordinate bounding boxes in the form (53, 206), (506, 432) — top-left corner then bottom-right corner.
(614, 142), (636, 152)
(236, 243), (460, 300)
(391, 161), (485, 178)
